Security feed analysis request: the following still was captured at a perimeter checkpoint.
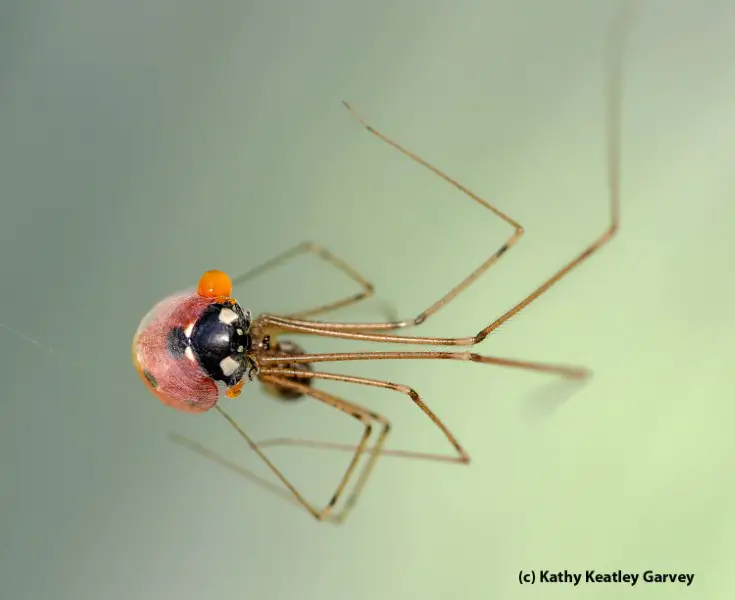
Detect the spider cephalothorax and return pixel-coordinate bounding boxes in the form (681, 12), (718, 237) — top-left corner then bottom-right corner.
(260, 339), (313, 401)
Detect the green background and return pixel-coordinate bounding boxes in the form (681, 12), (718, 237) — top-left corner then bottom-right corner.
(2, 1), (734, 599)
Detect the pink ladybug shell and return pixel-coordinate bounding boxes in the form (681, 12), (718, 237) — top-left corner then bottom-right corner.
(132, 291), (220, 413)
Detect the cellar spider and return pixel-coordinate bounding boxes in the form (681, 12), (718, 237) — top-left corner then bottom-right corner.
(135, 1), (642, 523)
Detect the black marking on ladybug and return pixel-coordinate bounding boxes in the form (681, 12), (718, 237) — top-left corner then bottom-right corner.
(190, 302), (253, 386)
(166, 326), (189, 358)
(143, 370), (158, 389)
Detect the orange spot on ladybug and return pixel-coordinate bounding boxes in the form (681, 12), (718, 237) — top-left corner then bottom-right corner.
(225, 380), (244, 399)
(197, 270), (233, 299)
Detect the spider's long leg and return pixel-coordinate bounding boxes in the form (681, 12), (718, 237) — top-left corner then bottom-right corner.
(257, 349), (588, 379)
(263, 375), (391, 523)
(214, 384), (388, 522)
(259, 368), (470, 469)
(231, 241), (385, 323)
(254, 438), (459, 463)
(167, 432), (309, 509)
(255, 349), (587, 461)
(259, 0), (639, 347)
(257, 345), (585, 462)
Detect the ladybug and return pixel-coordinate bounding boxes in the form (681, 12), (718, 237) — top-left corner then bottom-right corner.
(132, 270), (258, 413)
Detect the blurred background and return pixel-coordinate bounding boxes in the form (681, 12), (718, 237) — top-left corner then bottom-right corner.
(1, 0), (734, 598)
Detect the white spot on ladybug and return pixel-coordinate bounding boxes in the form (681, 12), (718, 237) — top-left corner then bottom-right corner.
(220, 356), (240, 377)
(184, 347), (196, 362)
(219, 308), (238, 324)
(236, 328), (244, 335)
(184, 322), (195, 338)
(237, 345), (244, 353)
